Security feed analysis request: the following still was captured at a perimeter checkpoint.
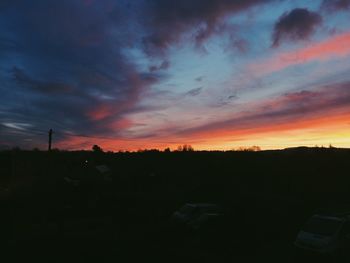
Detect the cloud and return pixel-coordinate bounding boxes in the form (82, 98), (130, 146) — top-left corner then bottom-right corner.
(195, 76), (204, 82)
(142, 0), (273, 55)
(272, 8), (322, 47)
(2, 0), (349, 150)
(0, 0), (16, 11)
(231, 38), (249, 53)
(251, 31), (350, 76)
(186, 87), (203, 96)
(0, 0), (160, 146)
(149, 60), (170, 72)
(177, 81), (350, 138)
(12, 67), (74, 94)
(2, 122), (33, 131)
(322, 0), (350, 11)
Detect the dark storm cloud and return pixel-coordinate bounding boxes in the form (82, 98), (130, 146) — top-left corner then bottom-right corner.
(142, 0), (274, 55)
(12, 67), (74, 94)
(0, 0), (160, 145)
(0, 0), (16, 11)
(322, 0), (350, 11)
(272, 8), (322, 47)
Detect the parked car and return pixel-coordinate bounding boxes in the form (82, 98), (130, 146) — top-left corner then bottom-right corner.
(294, 211), (350, 257)
(171, 203), (224, 231)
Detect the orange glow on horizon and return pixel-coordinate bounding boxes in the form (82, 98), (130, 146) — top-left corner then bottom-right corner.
(56, 111), (350, 151)
(193, 112), (350, 150)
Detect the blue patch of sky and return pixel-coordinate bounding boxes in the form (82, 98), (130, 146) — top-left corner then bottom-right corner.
(153, 44), (232, 95)
(323, 11), (350, 33)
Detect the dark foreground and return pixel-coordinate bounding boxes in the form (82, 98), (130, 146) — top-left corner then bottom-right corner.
(1, 148), (350, 262)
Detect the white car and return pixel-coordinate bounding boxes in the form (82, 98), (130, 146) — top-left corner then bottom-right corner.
(295, 213), (350, 255)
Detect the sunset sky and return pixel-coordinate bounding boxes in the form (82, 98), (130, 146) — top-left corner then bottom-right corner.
(1, 0), (350, 151)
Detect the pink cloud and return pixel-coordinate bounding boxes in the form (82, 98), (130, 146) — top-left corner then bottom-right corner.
(251, 32), (350, 76)
(87, 104), (113, 121)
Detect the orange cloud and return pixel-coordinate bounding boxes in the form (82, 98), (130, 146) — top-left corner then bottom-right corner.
(251, 32), (350, 76)
(87, 105), (113, 121)
(106, 118), (134, 131)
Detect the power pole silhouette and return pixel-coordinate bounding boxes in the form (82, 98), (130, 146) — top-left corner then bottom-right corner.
(48, 129), (53, 151)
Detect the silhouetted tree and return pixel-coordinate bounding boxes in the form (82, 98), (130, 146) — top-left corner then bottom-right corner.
(177, 144), (194, 152)
(92, 144), (103, 153)
(250, 146), (261, 152)
(237, 146), (261, 152)
(184, 144), (194, 151)
(164, 147), (171, 153)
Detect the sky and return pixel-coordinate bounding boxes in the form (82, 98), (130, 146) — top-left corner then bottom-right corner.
(1, 0), (350, 151)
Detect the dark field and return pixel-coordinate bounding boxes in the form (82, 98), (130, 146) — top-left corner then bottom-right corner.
(1, 148), (350, 262)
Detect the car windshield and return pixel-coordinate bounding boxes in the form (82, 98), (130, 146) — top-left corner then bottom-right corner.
(302, 216), (342, 236)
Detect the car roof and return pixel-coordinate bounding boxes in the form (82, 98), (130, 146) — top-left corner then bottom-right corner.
(313, 214), (345, 221)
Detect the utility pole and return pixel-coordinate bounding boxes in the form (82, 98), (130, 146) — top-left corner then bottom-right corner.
(48, 129), (53, 151)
